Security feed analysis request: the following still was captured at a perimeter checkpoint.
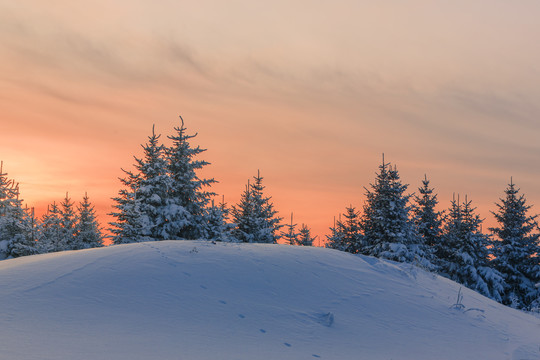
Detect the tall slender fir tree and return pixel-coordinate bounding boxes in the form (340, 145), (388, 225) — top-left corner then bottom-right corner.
(110, 126), (171, 243)
(281, 213), (300, 245)
(60, 193), (78, 250)
(413, 175), (444, 248)
(39, 202), (64, 252)
(326, 206), (363, 253)
(326, 215), (346, 251)
(164, 116), (216, 240)
(74, 193), (104, 249)
(490, 179), (540, 309)
(110, 170), (148, 244)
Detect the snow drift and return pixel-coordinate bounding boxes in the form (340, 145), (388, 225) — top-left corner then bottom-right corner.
(0, 241), (538, 360)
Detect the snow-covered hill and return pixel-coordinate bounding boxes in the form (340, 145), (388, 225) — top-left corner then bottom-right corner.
(1, 241), (538, 360)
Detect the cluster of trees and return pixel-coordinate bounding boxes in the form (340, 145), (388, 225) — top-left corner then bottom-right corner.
(109, 118), (313, 246)
(2, 118), (538, 312)
(327, 158), (540, 311)
(0, 162), (103, 259)
(0, 118), (312, 259)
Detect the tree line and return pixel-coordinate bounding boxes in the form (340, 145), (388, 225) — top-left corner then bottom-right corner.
(1, 117), (538, 311)
(107, 119), (304, 245)
(0, 163), (103, 258)
(0, 118), (309, 259)
(326, 157), (540, 311)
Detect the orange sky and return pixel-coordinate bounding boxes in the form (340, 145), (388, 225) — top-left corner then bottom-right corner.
(2, 1), (540, 242)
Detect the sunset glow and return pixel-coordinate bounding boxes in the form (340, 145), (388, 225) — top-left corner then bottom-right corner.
(2, 1), (540, 240)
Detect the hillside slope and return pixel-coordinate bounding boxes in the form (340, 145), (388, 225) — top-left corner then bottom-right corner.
(1, 241), (539, 360)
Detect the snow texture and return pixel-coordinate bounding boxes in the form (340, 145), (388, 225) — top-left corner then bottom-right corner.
(0, 241), (539, 360)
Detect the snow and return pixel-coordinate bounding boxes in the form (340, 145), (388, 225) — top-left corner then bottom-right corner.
(0, 241), (538, 360)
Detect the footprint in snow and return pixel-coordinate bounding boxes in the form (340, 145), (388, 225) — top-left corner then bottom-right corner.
(259, 329), (266, 333)
(283, 343), (291, 347)
(219, 300), (227, 305)
(200, 285), (207, 290)
(238, 314), (245, 319)
(312, 355), (321, 358)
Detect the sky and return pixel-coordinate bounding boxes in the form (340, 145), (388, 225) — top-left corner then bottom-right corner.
(2, 1), (540, 242)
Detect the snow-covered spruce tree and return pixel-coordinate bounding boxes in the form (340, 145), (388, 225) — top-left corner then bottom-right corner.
(111, 119), (217, 243)
(231, 171), (282, 243)
(73, 193), (103, 249)
(110, 170), (149, 244)
(201, 199), (233, 242)
(231, 181), (255, 242)
(38, 202), (64, 253)
(413, 175), (444, 248)
(7, 205), (39, 258)
(60, 193), (78, 250)
(361, 158), (430, 267)
(298, 224), (315, 246)
(437, 196), (504, 302)
(110, 126), (172, 243)
(326, 215), (346, 251)
(134, 127), (173, 241)
(489, 180), (540, 309)
(164, 116), (216, 240)
(0, 163), (18, 257)
(0, 164), (38, 258)
(281, 213), (300, 245)
(326, 206), (363, 253)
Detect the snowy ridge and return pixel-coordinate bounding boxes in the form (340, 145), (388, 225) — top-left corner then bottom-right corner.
(1, 241), (539, 360)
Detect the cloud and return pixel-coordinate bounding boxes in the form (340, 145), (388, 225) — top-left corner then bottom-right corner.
(162, 40), (208, 76)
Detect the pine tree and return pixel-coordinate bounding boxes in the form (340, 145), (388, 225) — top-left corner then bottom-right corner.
(110, 119), (217, 243)
(201, 198), (232, 242)
(0, 162), (19, 258)
(281, 213), (300, 245)
(231, 171), (282, 243)
(164, 116), (216, 240)
(135, 126), (172, 241)
(74, 193), (104, 249)
(326, 206), (363, 253)
(38, 202), (64, 253)
(298, 224), (315, 246)
(7, 206), (39, 258)
(231, 181), (256, 243)
(60, 193), (78, 250)
(0, 164), (38, 258)
(413, 175), (444, 248)
(110, 171), (149, 244)
(361, 157), (429, 266)
(110, 126), (171, 243)
(490, 180), (540, 309)
(438, 195), (504, 301)
(326, 215), (347, 251)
